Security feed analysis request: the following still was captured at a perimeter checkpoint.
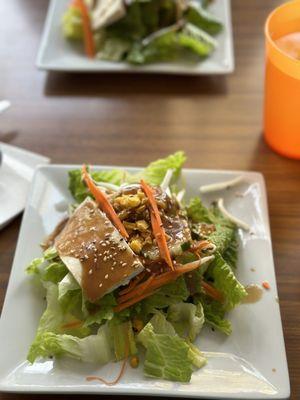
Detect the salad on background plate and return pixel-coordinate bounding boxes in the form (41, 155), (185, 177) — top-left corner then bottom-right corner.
(62, 0), (223, 65)
(26, 152), (250, 384)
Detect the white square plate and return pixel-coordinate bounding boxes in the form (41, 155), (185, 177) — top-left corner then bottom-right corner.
(0, 165), (289, 398)
(37, 0), (234, 75)
(0, 143), (50, 230)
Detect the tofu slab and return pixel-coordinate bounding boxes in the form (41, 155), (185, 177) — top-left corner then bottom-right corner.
(55, 198), (144, 302)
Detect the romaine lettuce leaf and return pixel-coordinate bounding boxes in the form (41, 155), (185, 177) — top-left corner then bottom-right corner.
(187, 342), (207, 368)
(109, 319), (137, 360)
(133, 151), (186, 186)
(141, 276), (189, 314)
(62, 7), (83, 40)
(223, 232), (238, 269)
(178, 23), (216, 58)
(167, 302), (204, 342)
(186, 1), (223, 35)
(138, 323), (193, 382)
(138, 312), (206, 382)
(97, 37), (131, 61)
(206, 253), (247, 310)
(200, 298), (232, 335)
(68, 169), (124, 203)
(28, 324), (113, 364)
(68, 151), (186, 202)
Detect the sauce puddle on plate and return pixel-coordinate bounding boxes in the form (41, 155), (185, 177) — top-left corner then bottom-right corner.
(242, 284), (263, 304)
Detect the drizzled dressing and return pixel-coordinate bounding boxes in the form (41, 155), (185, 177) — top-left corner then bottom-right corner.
(55, 198), (143, 302)
(242, 284), (263, 304)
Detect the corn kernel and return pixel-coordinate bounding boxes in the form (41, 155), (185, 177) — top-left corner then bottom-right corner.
(129, 239), (143, 254)
(136, 220), (149, 231)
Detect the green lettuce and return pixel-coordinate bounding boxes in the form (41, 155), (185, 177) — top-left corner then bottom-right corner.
(167, 302), (205, 342)
(62, 7), (83, 40)
(141, 276), (189, 314)
(178, 23), (216, 58)
(186, 2), (223, 35)
(26, 247), (68, 284)
(138, 312), (206, 382)
(138, 321), (192, 382)
(132, 151), (186, 185)
(97, 37), (131, 62)
(28, 324), (113, 364)
(206, 253), (247, 310)
(109, 319), (137, 360)
(68, 151), (186, 202)
(200, 298), (232, 335)
(68, 168), (125, 203)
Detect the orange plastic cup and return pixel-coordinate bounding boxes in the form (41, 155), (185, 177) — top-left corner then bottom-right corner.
(264, 0), (300, 159)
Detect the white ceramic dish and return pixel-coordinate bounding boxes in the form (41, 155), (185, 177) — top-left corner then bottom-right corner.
(0, 143), (49, 230)
(0, 165), (289, 398)
(36, 0), (234, 75)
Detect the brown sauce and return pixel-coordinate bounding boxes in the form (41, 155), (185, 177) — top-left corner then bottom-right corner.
(242, 284), (263, 304)
(55, 199), (143, 302)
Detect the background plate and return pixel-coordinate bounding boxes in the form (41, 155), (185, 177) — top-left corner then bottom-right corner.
(36, 0), (234, 75)
(0, 165), (289, 399)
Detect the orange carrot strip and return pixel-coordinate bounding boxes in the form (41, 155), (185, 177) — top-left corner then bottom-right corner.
(61, 320), (83, 329)
(86, 338), (128, 385)
(140, 180), (174, 271)
(114, 289), (158, 313)
(116, 260), (203, 312)
(190, 240), (211, 252)
(120, 260), (202, 304)
(77, 0), (95, 58)
(82, 165), (128, 238)
(118, 275), (155, 304)
(201, 281), (224, 302)
(118, 271), (147, 296)
(262, 281), (270, 290)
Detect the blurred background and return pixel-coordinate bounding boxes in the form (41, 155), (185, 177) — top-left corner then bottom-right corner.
(0, 0), (299, 399)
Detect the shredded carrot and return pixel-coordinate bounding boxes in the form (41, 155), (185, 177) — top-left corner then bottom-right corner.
(118, 271), (146, 296)
(86, 338), (129, 386)
(116, 260), (202, 311)
(82, 165), (128, 238)
(114, 289), (158, 313)
(202, 281), (224, 302)
(61, 320), (83, 330)
(191, 240), (211, 252)
(77, 0), (95, 58)
(140, 180), (174, 271)
(262, 281), (270, 290)
(118, 275), (155, 304)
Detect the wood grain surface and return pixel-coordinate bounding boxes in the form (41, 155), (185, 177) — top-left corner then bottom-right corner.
(0, 0), (299, 399)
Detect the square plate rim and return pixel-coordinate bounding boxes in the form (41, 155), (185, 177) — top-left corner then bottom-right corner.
(0, 164), (290, 399)
(36, 0), (235, 75)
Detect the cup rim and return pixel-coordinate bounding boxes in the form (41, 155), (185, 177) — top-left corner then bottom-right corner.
(265, 0), (300, 65)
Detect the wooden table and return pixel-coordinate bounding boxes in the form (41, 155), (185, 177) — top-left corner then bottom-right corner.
(0, 0), (299, 399)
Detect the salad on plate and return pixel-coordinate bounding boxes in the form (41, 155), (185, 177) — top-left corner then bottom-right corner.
(62, 0), (223, 64)
(26, 152), (248, 384)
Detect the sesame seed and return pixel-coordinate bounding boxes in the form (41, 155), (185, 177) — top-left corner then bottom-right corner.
(101, 243), (106, 247)
(146, 268), (151, 273)
(113, 261), (117, 266)
(88, 269), (93, 275)
(99, 283), (103, 288)
(122, 262), (127, 267)
(105, 274), (109, 279)
(111, 267), (114, 271)
(84, 254), (89, 260)
(103, 256), (107, 262)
